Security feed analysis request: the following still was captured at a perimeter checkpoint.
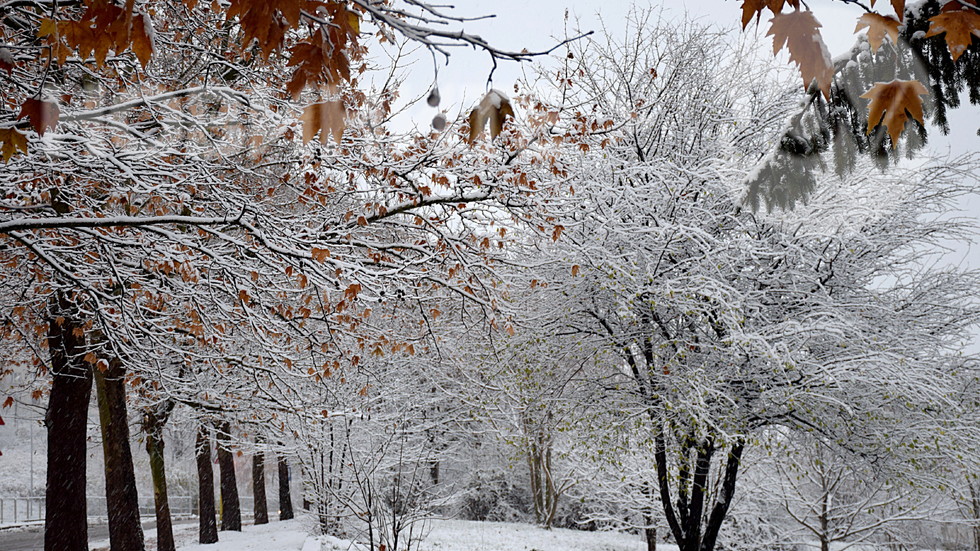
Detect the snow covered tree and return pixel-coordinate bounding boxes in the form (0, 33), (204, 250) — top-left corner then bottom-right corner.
(513, 13), (980, 551)
(1, 1), (576, 548)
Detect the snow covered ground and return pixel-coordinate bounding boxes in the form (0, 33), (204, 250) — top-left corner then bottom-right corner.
(411, 519), (658, 551)
(155, 518), (660, 551)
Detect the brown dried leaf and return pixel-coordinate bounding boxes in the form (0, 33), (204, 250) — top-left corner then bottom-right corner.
(311, 247), (331, 262)
(767, 10), (835, 98)
(131, 13), (154, 68)
(871, 0), (907, 21)
(855, 13), (901, 53)
(300, 101), (347, 145)
(860, 79), (929, 147)
(17, 98), (60, 136)
(925, 9), (980, 62)
(467, 90), (514, 143)
(0, 129), (28, 162)
(740, 0), (800, 28)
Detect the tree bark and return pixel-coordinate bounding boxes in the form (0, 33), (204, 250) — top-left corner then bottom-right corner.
(144, 402), (176, 551)
(195, 424), (218, 544)
(94, 357), (145, 551)
(216, 421), (242, 531)
(643, 483), (658, 551)
(429, 459), (440, 486)
(44, 298), (92, 551)
(645, 526), (658, 551)
(278, 454), (294, 521)
(699, 442), (744, 551)
(969, 478), (980, 551)
(654, 427), (744, 551)
(252, 446), (268, 525)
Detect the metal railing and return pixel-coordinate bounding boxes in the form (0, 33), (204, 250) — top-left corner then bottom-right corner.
(0, 495), (200, 525)
(0, 496), (45, 525)
(0, 494), (280, 525)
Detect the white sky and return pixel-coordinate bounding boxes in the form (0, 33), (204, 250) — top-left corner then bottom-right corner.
(394, 0), (975, 158)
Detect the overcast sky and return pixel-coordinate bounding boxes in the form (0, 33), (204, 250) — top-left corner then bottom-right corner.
(395, 0), (975, 157)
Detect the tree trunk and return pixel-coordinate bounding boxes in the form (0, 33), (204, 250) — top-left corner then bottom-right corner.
(44, 299), (92, 551)
(819, 490), (830, 551)
(698, 442), (744, 551)
(144, 402), (176, 551)
(643, 483), (658, 551)
(94, 357), (145, 551)
(278, 454), (294, 521)
(645, 526), (658, 551)
(429, 459), (440, 486)
(252, 447), (268, 525)
(216, 421), (242, 531)
(655, 429), (744, 551)
(195, 424), (218, 544)
(969, 479), (980, 551)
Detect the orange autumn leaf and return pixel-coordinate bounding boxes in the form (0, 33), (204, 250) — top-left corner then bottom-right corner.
(767, 10), (835, 98)
(925, 9), (980, 62)
(38, 2), (154, 68)
(343, 283), (361, 302)
(17, 98), (61, 136)
(300, 101), (347, 145)
(855, 13), (901, 53)
(870, 0), (906, 21)
(740, 0), (800, 29)
(130, 13), (155, 68)
(551, 225), (565, 242)
(860, 79), (929, 147)
(226, 0), (295, 59)
(0, 129), (28, 162)
(311, 247), (331, 262)
(468, 90), (515, 143)
(741, 0), (769, 29)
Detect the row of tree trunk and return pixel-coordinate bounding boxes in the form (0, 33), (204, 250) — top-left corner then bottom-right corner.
(43, 295), (295, 551)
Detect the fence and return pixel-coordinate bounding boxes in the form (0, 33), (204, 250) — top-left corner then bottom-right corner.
(0, 495), (201, 525)
(0, 496), (44, 525)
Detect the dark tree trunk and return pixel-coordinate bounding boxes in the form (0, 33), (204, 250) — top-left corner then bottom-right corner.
(252, 446), (268, 525)
(94, 357), (145, 551)
(655, 429), (744, 551)
(429, 459), (440, 486)
(216, 421), (242, 531)
(278, 455), (294, 521)
(643, 482), (658, 551)
(645, 526), (658, 551)
(144, 402), (176, 551)
(44, 298), (93, 551)
(699, 442), (744, 551)
(195, 425), (218, 544)
(969, 479), (980, 551)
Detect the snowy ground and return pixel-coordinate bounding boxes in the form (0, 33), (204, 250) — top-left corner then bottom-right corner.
(155, 518), (661, 551)
(411, 519), (659, 551)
